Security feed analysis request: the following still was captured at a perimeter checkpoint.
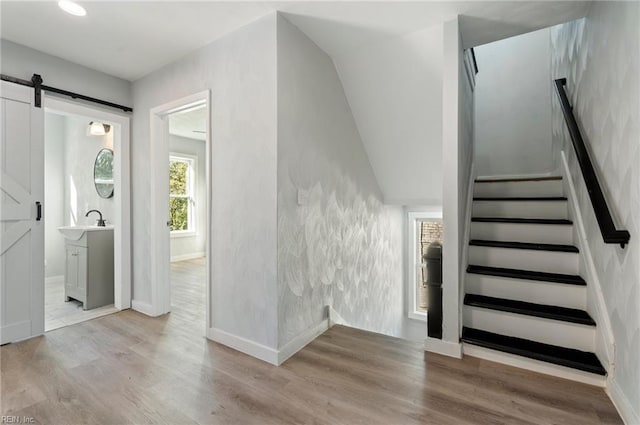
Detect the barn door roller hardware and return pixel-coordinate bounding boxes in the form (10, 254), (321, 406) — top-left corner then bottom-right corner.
(0, 73), (133, 112)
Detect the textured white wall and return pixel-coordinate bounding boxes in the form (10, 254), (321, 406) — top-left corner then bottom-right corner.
(169, 135), (206, 260)
(44, 113), (66, 278)
(132, 14), (279, 348)
(277, 16), (406, 346)
(474, 28), (553, 177)
(333, 25), (443, 205)
(550, 3), (639, 419)
(0, 39), (132, 106)
(63, 115), (114, 227)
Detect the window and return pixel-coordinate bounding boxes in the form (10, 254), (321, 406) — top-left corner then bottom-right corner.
(407, 211), (443, 321)
(169, 154), (196, 235)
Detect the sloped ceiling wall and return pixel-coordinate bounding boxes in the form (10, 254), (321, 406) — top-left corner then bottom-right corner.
(333, 26), (444, 205)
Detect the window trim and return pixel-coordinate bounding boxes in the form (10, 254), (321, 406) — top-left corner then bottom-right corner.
(407, 210), (443, 322)
(169, 152), (197, 237)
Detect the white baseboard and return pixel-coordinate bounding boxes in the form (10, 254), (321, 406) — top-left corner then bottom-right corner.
(463, 343), (605, 387)
(131, 300), (156, 317)
(560, 150), (615, 369)
(207, 327), (278, 365)
(0, 320), (33, 344)
(170, 252), (205, 263)
(459, 162), (475, 334)
(278, 319), (329, 365)
(327, 305), (346, 327)
(607, 377), (640, 425)
(424, 337), (462, 358)
(45, 275), (64, 285)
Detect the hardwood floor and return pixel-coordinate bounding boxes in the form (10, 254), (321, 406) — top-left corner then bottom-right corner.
(1, 258), (622, 424)
(168, 257), (207, 334)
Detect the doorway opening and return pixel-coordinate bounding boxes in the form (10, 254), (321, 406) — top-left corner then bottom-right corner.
(43, 96), (131, 331)
(148, 92), (211, 335)
(168, 105), (207, 331)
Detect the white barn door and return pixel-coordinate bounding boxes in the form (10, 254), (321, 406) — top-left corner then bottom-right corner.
(0, 81), (44, 344)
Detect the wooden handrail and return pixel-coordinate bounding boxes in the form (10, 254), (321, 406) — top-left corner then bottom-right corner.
(554, 78), (630, 248)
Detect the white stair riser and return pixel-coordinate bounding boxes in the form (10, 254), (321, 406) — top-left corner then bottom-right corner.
(470, 222), (574, 245)
(462, 344), (605, 387)
(474, 180), (563, 197)
(472, 201), (568, 219)
(463, 307), (595, 351)
(468, 246), (579, 275)
(465, 273), (586, 310)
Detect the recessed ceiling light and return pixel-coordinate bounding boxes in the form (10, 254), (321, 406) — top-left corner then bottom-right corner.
(58, 0), (86, 17)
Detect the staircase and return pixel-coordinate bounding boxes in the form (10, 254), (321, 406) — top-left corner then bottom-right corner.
(461, 176), (606, 383)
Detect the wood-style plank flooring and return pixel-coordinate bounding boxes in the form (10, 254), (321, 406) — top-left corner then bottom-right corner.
(1, 258), (622, 424)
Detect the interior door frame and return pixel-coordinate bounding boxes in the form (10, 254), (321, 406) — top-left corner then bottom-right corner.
(148, 91), (211, 330)
(44, 95), (132, 310)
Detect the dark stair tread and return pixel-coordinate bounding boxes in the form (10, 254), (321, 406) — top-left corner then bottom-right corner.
(475, 176), (562, 183)
(466, 265), (586, 285)
(464, 294), (595, 326)
(472, 217), (573, 225)
(473, 196), (567, 201)
(461, 327), (606, 375)
(469, 239), (579, 253)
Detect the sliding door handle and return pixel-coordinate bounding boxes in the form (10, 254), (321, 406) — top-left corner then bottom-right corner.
(36, 201), (42, 221)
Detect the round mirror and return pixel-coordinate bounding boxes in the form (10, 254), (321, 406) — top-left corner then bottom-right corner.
(94, 148), (114, 198)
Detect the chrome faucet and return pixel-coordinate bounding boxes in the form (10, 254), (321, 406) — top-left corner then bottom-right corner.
(86, 209), (106, 227)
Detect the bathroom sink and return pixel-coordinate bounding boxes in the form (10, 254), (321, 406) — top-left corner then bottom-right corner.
(58, 225), (114, 241)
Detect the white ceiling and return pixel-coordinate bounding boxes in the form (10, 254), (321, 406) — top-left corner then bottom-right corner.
(1, 1), (590, 205)
(169, 105), (207, 141)
(0, 1), (590, 81)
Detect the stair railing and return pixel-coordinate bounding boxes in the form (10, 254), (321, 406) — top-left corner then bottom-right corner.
(553, 78), (630, 248)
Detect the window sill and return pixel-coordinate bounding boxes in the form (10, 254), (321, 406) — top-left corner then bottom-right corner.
(171, 231), (196, 239)
(408, 311), (428, 322)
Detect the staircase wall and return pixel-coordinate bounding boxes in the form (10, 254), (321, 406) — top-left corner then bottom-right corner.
(474, 28), (554, 177)
(438, 17), (475, 348)
(550, 3), (640, 421)
(276, 15), (405, 348)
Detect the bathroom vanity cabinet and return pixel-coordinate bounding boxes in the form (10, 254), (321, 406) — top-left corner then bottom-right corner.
(63, 228), (114, 310)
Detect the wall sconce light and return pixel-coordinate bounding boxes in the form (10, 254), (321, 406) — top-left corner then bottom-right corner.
(89, 121), (111, 136)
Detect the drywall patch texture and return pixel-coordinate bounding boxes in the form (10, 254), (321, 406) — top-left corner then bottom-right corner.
(132, 14), (278, 348)
(277, 16), (405, 346)
(551, 3), (640, 415)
